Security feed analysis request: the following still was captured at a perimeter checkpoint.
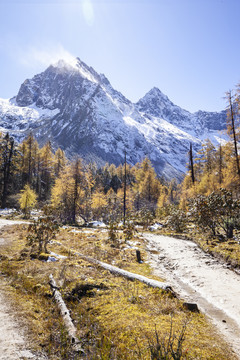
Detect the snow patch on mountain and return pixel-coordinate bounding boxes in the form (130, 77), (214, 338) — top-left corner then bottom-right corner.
(0, 57), (228, 180)
(0, 98), (59, 122)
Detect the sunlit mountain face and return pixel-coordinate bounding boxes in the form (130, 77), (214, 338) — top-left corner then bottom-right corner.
(0, 57), (227, 181)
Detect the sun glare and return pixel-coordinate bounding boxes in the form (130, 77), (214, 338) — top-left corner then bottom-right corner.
(82, 0), (94, 26)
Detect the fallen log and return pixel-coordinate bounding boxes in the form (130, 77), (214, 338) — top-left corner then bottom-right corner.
(70, 250), (175, 295)
(49, 274), (84, 353)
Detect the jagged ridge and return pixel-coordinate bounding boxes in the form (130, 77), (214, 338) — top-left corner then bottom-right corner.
(0, 57), (227, 180)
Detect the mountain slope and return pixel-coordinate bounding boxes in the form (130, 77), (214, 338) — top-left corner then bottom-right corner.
(136, 87), (227, 139)
(0, 57), (227, 180)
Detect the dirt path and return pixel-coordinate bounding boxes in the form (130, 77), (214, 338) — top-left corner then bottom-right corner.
(0, 281), (37, 360)
(145, 233), (240, 359)
(0, 219), (45, 360)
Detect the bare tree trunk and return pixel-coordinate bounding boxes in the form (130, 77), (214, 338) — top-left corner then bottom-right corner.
(1, 135), (14, 208)
(72, 158), (81, 224)
(123, 151), (127, 225)
(27, 134), (33, 185)
(227, 90), (240, 176)
(219, 144), (223, 185)
(189, 143), (195, 184)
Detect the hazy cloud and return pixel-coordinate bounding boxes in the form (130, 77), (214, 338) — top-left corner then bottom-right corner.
(18, 44), (76, 68)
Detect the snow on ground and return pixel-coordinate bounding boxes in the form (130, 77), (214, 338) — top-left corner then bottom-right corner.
(145, 233), (240, 358)
(88, 221), (107, 228)
(148, 223), (163, 231)
(47, 252), (67, 262)
(0, 208), (16, 216)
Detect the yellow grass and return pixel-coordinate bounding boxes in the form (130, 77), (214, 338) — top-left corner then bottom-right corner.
(0, 224), (236, 359)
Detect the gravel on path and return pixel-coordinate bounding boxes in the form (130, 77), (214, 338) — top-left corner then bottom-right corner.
(145, 233), (240, 359)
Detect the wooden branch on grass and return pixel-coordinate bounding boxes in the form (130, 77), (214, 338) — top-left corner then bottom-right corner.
(49, 274), (85, 353)
(71, 250), (176, 295)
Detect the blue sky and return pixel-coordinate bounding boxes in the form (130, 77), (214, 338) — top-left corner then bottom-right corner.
(0, 0), (240, 112)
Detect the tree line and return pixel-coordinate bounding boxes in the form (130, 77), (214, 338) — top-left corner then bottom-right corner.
(0, 132), (164, 224)
(160, 87), (240, 239)
(1, 86), (240, 238)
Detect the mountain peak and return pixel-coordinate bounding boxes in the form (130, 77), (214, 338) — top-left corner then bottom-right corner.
(144, 87), (171, 103)
(53, 57), (115, 90)
(54, 58), (78, 69)
(53, 57), (99, 84)
(136, 87), (174, 118)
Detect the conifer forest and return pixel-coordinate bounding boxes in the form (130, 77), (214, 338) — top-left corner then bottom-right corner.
(1, 93), (240, 360)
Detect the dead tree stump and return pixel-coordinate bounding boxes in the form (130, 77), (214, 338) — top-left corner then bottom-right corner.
(136, 250), (142, 263)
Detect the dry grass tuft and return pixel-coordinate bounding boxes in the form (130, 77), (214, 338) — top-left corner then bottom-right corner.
(0, 223), (236, 359)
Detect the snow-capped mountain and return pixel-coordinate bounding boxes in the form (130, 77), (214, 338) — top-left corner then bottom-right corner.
(0, 57), (227, 180)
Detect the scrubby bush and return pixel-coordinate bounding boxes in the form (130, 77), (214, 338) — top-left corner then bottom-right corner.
(123, 219), (136, 241)
(189, 188), (240, 238)
(108, 221), (118, 245)
(166, 206), (187, 233)
(27, 206), (59, 254)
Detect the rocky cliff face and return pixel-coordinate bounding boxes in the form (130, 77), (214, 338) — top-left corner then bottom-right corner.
(0, 57), (227, 180)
